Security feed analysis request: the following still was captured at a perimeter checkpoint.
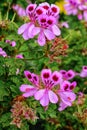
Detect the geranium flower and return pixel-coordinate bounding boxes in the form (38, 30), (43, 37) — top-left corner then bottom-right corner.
(64, 0), (78, 15)
(34, 69), (62, 106)
(20, 68), (77, 109)
(60, 80), (77, 91)
(20, 69), (62, 107)
(64, 0), (87, 21)
(60, 69), (76, 80)
(18, 3), (61, 46)
(58, 91), (76, 111)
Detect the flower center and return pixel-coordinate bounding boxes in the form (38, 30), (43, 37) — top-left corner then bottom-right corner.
(64, 84), (69, 90)
(47, 20), (53, 25)
(43, 73), (49, 78)
(43, 5), (49, 10)
(36, 9), (43, 15)
(70, 85), (74, 90)
(27, 74), (32, 79)
(41, 18), (46, 23)
(33, 76), (37, 81)
(28, 6), (34, 11)
(51, 7), (57, 13)
(67, 73), (72, 77)
(84, 66), (87, 69)
(52, 75), (59, 81)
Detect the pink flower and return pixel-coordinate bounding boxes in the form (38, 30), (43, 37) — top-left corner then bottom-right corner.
(58, 83), (76, 111)
(60, 69), (76, 80)
(79, 66), (87, 77)
(58, 91), (76, 111)
(0, 47), (7, 57)
(18, 3), (61, 46)
(32, 14), (61, 46)
(58, 79), (77, 111)
(20, 68), (77, 109)
(24, 70), (39, 86)
(64, 0), (87, 21)
(34, 69), (62, 106)
(20, 69), (62, 107)
(65, 70), (76, 80)
(16, 54), (24, 59)
(60, 80), (77, 91)
(64, 0), (78, 15)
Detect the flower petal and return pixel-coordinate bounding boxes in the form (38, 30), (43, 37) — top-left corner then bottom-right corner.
(58, 102), (68, 111)
(51, 71), (62, 87)
(41, 69), (52, 86)
(28, 24), (35, 38)
(48, 90), (58, 103)
(23, 88), (37, 97)
(18, 23), (29, 34)
(24, 70), (32, 82)
(44, 29), (55, 40)
(40, 90), (49, 106)
(58, 91), (76, 106)
(52, 25), (61, 36)
(20, 84), (35, 92)
(38, 31), (46, 46)
(32, 27), (40, 36)
(32, 73), (39, 86)
(34, 89), (45, 100)
(22, 29), (29, 40)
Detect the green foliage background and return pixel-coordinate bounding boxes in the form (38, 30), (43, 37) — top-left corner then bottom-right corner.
(0, 0), (87, 130)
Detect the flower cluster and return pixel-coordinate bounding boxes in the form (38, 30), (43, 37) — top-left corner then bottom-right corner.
(12, 4), (26, 17)
(18, 2), (61, 46)
(64, 0), (87, 21)
(10, 100), (37, 128)
(20, 69), (77, 111)
(0, 47), (7, 57)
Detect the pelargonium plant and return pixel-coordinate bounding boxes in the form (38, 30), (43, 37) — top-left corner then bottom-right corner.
(18, 2), (61, 46)
(20, 69), (77, 111)
(64, 0), (87, 21)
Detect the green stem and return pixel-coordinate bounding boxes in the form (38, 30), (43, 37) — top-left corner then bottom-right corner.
(6, 10), (9, 20)
(11, 13), (16, 22)
(0, 12), (2, 21)
(20, 55), (45, 61)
